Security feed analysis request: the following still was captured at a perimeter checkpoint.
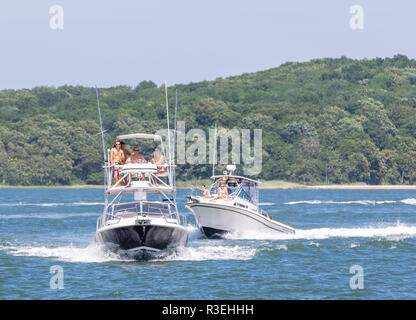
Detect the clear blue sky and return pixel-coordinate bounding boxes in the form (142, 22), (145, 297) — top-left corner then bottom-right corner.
(0, 0), (414, 89)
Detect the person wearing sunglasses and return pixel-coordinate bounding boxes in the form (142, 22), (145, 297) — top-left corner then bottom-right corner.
(126, 146), (146, 181)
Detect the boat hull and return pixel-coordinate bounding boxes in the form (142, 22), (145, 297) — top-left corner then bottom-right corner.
(187, 202), (295, 238)
(95, 223), (188, 259)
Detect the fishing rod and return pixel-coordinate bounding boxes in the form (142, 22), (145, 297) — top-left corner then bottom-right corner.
(212, 122), (217, 177)
(95, 86), (108, 187)
(172, 88), (178, 186)
(164, 81), (172, 187)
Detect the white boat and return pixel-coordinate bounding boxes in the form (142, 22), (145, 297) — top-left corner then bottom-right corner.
(186, 166), (295, 238)
(95, 133), (188, 259)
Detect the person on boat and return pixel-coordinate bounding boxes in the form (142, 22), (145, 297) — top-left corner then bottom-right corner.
(120, 141), (131, 160)
(126, 146), (146, 163)
(126, 146), (146, 181)
(211, 183), (228, 201)
(200, 184), (211, 199)
(151, 147), (167, 186)
(110, 140), (126, 185)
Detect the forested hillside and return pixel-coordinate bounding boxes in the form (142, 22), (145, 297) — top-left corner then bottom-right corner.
(1, 54), (416, 185)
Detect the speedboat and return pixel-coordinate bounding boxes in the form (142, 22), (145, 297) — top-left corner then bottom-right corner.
(95, 133), (188, 259)
(186, 165), (295, 238)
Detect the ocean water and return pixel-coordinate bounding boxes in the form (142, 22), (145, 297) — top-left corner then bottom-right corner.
(1, 188), (416, 299)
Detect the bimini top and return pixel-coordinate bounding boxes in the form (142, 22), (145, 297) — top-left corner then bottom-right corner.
(116, 133), (162, 141)
(210, 175), (260, 185)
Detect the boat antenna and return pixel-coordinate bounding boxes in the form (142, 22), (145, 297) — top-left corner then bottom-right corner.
(95, 86), (108, 187)
(212, 122), (217, 177)
(165, 81), (172, 186)
(172, 88), (178, 186)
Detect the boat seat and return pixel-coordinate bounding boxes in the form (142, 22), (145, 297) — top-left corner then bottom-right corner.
(121, 163), (158, 174)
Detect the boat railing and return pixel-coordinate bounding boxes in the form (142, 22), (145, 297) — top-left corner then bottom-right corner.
(258, 207), (269, 218)
(103, 161), (176, 191)
(97, 212), (121, 230)
(180, 214), (187, 226)
(97, 201), (179, 229)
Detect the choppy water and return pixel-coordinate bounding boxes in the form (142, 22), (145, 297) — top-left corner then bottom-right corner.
(1, 188), (416, 299)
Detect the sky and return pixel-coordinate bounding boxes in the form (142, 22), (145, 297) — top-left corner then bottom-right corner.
(0, 0), (415, 90)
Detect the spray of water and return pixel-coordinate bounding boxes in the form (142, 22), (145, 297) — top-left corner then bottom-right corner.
(284, 198), (416, 206)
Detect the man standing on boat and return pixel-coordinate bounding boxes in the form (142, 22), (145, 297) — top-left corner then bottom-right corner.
(111, 140), (126, 184)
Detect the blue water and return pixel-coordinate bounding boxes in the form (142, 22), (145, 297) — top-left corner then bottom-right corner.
(1, 188), (416, 299)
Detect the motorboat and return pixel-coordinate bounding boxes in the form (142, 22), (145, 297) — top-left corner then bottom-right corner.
(186, 165), (295, 238)
(95, 133), (188, 259)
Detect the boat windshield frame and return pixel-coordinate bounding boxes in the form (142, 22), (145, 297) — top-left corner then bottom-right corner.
(115, 133), (169, 170)
(210, 175), (259, 206)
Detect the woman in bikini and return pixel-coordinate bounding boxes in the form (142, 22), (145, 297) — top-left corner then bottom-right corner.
(211, 183), (228, 201)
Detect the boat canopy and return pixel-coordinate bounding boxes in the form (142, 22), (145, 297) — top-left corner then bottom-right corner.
(117, 133), (163, 141)
(117, 133), (162, 141)
(210, 175), (260, 185)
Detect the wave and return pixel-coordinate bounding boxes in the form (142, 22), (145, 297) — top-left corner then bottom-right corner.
(401, 198), (416, 205)
(0, 243), (132, 263)
(3, 222), (415, 263)
(284, 198), (416, 206)
(1, 241), (256, 263)
(0, 212), (99, 220)
(0, 201), (103, 207)
(224, 222), (416, 241)
(285, 200), (323, 205)
(156, 245), (256, 262)
(185, 224), (204, 241)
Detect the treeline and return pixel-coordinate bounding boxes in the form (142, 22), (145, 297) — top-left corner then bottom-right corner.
(1, 54), (416, 185)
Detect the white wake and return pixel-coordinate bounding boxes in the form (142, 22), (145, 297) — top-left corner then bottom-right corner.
(284, 198), (416, 206)
(225, 222), (416, 240)
(2, 222), (416, 263)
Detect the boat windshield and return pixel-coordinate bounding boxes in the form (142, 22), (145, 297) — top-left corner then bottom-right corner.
(240, 181), (258, 205)
(210, 180), (238, 198)
(210, 177), (258, 205)
(111, 201), (176, 219)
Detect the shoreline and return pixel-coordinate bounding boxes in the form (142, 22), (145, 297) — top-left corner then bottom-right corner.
(1, 184), (416, 190)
